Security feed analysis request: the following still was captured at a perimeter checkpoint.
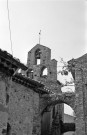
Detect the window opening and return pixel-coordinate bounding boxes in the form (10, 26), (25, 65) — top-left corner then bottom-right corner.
(35, 49), (41, 65)
(27, 69), (33, 79)
(42, 68), (48, 76)
(41, 67), (48, 78)
(37, 59), (40, 65)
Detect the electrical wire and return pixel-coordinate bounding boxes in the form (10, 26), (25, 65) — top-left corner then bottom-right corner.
(7, 0), (13, 56)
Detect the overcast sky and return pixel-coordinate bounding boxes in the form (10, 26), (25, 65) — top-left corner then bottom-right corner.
(0, 0), (87, 115)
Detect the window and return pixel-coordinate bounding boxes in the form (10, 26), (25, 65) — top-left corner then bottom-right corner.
(35, 49), (41, 65)
(27, 69), (33, 79)
(37, 59), (40, 65)
(41, 66), (48, 77)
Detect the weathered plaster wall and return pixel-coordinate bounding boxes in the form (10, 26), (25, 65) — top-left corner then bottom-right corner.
(8, 81), (33, 135)
(0, 72), (8, 135)
(0, 72), (40, 135)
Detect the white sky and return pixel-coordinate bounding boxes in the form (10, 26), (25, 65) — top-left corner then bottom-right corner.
(0, 0), (87, 115)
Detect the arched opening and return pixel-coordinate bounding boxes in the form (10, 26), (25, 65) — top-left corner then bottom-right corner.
(35, 49), (41, 65)
(27, 69), (33, 79)
(64, 104), (75, 116)
(41, 67), (48, 77)
(49, 103), (75, 135)
(41, 100), (75, 135)
(42, 68), (48, 76)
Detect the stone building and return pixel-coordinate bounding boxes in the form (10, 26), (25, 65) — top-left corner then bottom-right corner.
(1, 44), (86, 135)
(0, 48), (49, 135)
(0, 45), (64, 135)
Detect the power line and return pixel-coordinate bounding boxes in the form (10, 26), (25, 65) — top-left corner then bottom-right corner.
(7, 0), (13, 56)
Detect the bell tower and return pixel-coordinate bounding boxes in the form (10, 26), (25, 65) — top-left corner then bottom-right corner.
(27, 44), (63, 135)
(27, 44), (57, 84)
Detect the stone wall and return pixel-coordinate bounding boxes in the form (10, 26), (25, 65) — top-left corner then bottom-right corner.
(0, 72), (40, 135)
(0, 72), (8, 135)
(68, 54), (87, 135)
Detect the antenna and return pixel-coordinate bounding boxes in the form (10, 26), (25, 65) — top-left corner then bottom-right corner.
(7, 0), (13, 56)
(39, 30), (41, 44)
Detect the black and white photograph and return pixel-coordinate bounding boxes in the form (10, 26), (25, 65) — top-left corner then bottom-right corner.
(0, 0), (86, 135)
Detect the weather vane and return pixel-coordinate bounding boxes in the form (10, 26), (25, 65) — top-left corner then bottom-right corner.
(39, 30), (41, 44)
